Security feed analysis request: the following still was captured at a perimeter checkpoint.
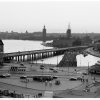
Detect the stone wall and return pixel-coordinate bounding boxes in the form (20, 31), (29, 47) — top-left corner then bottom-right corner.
(58, 51), (77, 67)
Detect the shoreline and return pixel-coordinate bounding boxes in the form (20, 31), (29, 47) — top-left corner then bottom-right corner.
(85, 47), (100, 58)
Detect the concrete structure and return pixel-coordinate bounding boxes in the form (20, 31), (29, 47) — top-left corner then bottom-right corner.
(42, 25), (46, 42)
(3, 46), (89, 63)
(58, 52), (77, 67)
(0, 39), (4, 65)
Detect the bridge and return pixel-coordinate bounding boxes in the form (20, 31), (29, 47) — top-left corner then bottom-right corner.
(3, 45), (90, 63)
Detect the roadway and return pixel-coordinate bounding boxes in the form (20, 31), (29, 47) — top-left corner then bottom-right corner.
(4, 45), (89, 57)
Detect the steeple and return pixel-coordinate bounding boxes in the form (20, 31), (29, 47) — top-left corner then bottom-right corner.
(68, 23), (71, 29)
(66, 23), (71, 39)
(44, 25), (45, 29)
(42, 25), (46, 42)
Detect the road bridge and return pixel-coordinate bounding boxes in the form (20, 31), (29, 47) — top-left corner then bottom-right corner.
(3, 45), (90, 63)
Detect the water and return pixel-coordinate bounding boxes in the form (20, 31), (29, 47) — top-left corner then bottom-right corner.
(2, 40), (100, 67)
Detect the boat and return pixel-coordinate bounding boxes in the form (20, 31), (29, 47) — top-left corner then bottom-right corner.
(89, 61), (100, 74)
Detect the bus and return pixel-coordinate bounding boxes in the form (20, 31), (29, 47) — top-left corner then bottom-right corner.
(9, 65), (26, 74)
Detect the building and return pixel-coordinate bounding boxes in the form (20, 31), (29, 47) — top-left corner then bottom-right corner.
(52, 24), (74, 48)
(66, 24), (71, 39)
(0, 39), (4, 66)
(42, 25), (46, 42)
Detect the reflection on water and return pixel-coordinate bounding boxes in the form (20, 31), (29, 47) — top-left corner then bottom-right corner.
(3, 40), (53, 53)
(76, 54), (100, 67)
(2, 40), (100, 67)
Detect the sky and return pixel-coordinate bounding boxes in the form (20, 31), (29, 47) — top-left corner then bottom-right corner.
(0, 0), (100, 33)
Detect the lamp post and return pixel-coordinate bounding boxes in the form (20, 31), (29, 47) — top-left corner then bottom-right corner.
(68, 63), (69, 76)
(25, 78), (27, 88)
(41, 59), (44, 74)
(41, 59), (44, 65)
(88, 62), (89, 75)
(57, 55), (58, 67)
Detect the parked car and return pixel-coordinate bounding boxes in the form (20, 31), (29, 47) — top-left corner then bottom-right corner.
(20, 76), (27, 79)
(77, 72), (82, 74)
(3, 73), (11, 77)
(82, 72), (88, 75)
(40, 67), (44, 70)
(69, 77), (77, 81)
(40, 65), (44, 70)
(55, 80), (60, 85)
(49, 68), (54, 70)
(0, 75), (6, 78)
(77, 77), (82, 80)
(53, 70), (58, 73)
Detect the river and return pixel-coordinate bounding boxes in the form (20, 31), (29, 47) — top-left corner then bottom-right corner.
(2, 40), (100, 67)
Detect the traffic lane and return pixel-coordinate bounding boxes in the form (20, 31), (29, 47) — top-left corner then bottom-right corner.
(0, 81), (44, 96)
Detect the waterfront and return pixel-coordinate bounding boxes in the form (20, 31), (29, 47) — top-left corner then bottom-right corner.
(2, 40), (100, 67)
(1, 40), (100, 98)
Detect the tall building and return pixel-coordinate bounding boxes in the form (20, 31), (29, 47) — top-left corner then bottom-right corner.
(42, 25), (46, 42)
(66, 24), (71, 39)
(0, 39), (4, 66)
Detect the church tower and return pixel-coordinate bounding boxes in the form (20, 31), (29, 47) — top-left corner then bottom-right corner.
(66, 24), (71, 39)
(42, 25), (46, 42)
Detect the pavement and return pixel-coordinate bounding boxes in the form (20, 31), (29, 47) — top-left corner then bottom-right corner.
(0, 62), (100, 98)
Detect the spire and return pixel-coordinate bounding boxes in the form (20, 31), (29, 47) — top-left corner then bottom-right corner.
(42, 25), (46, 42)
(66, 23), (71, 38)
(68, 23), (71, 29)
(44, 25), (45, 29)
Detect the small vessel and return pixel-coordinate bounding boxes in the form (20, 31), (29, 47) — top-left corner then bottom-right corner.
(89, 61), (100, 74)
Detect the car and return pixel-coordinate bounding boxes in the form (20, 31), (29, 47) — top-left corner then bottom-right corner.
(77, 72), (82, 74)
(53, 70), (58, 73)
(77, 77), (82, 80)
(49, 68), (54, 70)
(40, 67), (44, 70)
(82, 72), (88, 75)
(0, 75), (6, 78)
(3, 73), (11, 77)
(55, 80), (60, 85)
(20, 76), (27, 79)
(69, 77), (77, 81)
(40, 65), (44, 70)
(53, 76), (58, 79)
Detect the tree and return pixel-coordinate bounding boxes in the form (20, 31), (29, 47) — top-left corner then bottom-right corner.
(72, 37), (82, 46)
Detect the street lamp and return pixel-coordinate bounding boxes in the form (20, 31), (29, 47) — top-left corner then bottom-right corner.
(41, 59), (44, 74)
(57, 55), (58, 67)
(41, 59), (44, 65)
(68, 64), (69, 76)
(88, 62), (89, 75)
(25, 78), (27, 88)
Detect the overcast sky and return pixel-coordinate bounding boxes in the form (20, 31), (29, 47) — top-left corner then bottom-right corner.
(0, 0), (100, 33)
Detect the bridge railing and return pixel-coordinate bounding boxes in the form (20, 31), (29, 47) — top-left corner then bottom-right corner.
(3, 45), (91, 57)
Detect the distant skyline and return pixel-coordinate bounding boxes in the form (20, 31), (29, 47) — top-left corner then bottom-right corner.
(0, 1), (100, 33)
